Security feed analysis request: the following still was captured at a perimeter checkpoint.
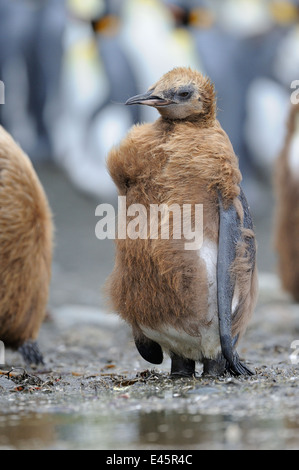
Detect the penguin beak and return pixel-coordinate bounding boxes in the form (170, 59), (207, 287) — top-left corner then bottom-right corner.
(125, 90), (172, 107)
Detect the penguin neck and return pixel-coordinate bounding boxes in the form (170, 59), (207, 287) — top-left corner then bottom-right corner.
(159, 111), (216, 130)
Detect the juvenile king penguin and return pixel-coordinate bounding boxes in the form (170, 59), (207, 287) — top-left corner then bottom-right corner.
(0, 126), (53, 364)
(275, 103), (299, 302)
(106, 67), (258, 377)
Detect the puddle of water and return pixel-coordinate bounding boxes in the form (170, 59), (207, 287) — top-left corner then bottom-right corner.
(1, 405), (299, 450)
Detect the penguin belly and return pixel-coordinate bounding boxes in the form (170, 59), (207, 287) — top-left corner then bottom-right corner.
(140, 238), (222, 362)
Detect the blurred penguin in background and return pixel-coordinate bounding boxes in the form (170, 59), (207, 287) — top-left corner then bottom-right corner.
(275, 103), (299, 302)
(121, 0), (204, 124)
(88, 0), (143, 192)
(0, 0), (66, 162)
(90, 0), (142, 126)
(245, 0), (299, 179)
(54, 0), (137, 200)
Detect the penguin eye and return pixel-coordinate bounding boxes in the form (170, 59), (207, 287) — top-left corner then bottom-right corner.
(178, 91), (190, 98)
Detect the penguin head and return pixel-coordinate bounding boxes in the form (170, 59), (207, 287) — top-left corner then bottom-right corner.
(126, 67), (216, 122)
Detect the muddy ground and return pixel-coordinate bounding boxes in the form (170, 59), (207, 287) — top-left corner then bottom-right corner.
(0, 164), (299, 451)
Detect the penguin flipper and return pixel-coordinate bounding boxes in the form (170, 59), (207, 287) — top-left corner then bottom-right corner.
(133, 330), (163, 365)
(217, 190), (254, 376)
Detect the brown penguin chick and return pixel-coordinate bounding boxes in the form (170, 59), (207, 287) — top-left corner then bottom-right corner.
(0, 126), (53, 365)
(275, 103), (299, 302)
(106, 67), (258, 377)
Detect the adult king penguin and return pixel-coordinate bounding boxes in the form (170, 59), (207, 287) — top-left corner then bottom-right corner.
(106, 67), (258, 377)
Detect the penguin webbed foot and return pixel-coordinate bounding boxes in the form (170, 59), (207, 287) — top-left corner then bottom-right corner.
(203, 353), (254, 377)
(18, 340), (44, 366)
(170, 353), (196, 378)
(202, 356), (226, 377)
(226, 354), (254, 377)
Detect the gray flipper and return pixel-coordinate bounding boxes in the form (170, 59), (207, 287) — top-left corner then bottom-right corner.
(134, 331), (163, 365)
(217, 189), (254, 376)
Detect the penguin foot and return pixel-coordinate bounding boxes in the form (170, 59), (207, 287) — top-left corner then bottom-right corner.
(18, 341), (44, 366)
(226, 356), (254, 377)
(170, 353), (196, 378)
(202, 357), (226, 377)
(203, 354), (254, 377)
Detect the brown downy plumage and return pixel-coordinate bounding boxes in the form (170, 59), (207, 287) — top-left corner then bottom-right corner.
(106, 67), (258, 377)
(275, 103), (299, 302)
(0, 126), (53, 364)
